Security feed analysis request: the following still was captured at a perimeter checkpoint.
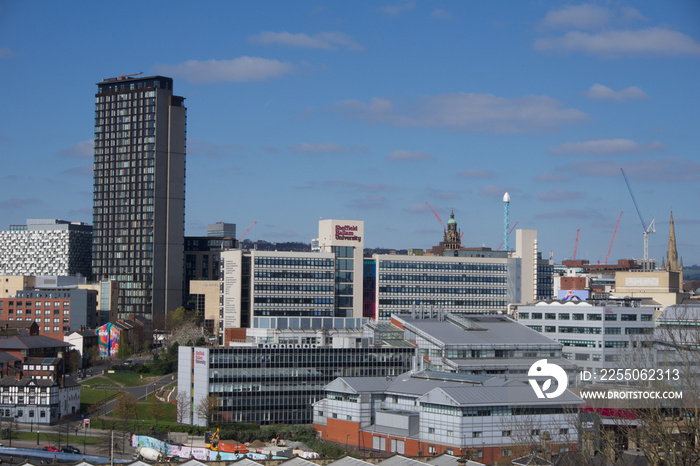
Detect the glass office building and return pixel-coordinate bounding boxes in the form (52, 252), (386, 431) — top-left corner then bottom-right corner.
(179, 343), (414, 426)
(92, 75), (186, 324)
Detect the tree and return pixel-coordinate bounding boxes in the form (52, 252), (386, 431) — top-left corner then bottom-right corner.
(65, 349), (82, 373)
(611, 304), (700, 466)
(147, 401), (169, 426)
(113, 392), (138, 422)
(196, 394), (220, 426)
(176, 390), (191, 424)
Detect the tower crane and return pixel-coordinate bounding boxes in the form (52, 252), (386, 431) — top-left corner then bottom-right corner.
(496, 221), (519, 251)
(573, 229), (580, 261)
(117, 72), (143, 80)
(604, 211), (623, 265)
(425, 201), (446, 231)
(620, 168), (655, 269)
(238, 221), (257, 243)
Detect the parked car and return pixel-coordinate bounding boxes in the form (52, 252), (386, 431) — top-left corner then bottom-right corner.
(43, 446), (59, 452)
(61, 446), (80, 454)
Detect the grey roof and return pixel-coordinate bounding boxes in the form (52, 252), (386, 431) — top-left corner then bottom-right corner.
(0, 335), (72, 350)
(399, 315), (560, 348)
(377, 456), (427, 466)
(427, 455), (482, 466)
(431, 382), (583, 407)
(326, 456), (375, 466)
(279, 458), (317, 466)
(385, 372), (474, 397)
(657, 304), (700, 323)
(445, 357), (578, 371)
(327, 377), (394, 393)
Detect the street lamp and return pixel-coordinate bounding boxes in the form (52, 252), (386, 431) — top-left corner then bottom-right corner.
(37, 430), (40, 446)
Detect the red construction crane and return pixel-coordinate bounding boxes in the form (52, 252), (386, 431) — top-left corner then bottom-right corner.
(238, 221), (257, 242)
(604, 211), (623, 265)
(117, 72), (143, 80)
(573, 229), (580, 260)
(425, 201), (446, 231)
(496, 221), (519, 251)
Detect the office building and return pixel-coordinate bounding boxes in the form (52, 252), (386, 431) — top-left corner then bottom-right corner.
(92, 75), (186, 325)
(178, 320), (414, 426)
(390, 312), (577, 383)
(316, 219), (365, 318)
(313, 370), (582, 463)
(0, 219), (92, 278)
(219, 249), (337, 339)
(515, 298), (658, 379)
(0, 288), (98, 340)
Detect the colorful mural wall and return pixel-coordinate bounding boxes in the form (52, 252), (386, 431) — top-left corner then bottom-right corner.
(96, 322), (120, 357)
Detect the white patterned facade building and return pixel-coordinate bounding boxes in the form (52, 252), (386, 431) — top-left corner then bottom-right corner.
(0, 219), (92, 278)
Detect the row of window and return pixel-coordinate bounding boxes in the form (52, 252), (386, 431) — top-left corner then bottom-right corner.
(521, 311), (653, 322)
(379, 286), (506, 295)
(380, 274), (507, 284)
(254, 258), (334, 268)
(0, 301), (68, 308)
(380, 262), (507, 272)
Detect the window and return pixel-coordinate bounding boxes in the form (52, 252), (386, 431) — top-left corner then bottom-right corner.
(558, 313), (570, 320)
(502, 430), (511, 437)
(428, 427), (435, 434)
(519, 312), (529, 319)
(428, 446), (436, 454)
(605, 313), (617, 321)
(641, 314), (653, 322)
(560, 428), (569, 435)
(545, 326), (556, 333)
(532, 429), (540, 436)
(588, 314), (602, 321)
(501, 449), (513, 457)
(473, 431), (482, 438)
(545, 313), (556, 320)
(621, 314), (637, 321)
(573, 313), (584, 320)
(447, 430), (453, 437)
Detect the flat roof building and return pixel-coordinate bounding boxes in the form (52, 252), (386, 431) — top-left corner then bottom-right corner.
(92, 75), (186, 325)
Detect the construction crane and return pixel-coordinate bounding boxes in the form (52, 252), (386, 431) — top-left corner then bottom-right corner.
(496, 221), (519, 251)
(238, 221), (257, 243)
(425, 201), (446, 231)
(117, 72), (143, 80)
(605, 211), (623, 265)
(620, 168), (655, 269)
(573, 229), (580, 261)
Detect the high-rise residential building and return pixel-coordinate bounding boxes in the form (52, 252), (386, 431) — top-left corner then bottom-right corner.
(92, 75), (186, 325)
(0, 219), (92, 278)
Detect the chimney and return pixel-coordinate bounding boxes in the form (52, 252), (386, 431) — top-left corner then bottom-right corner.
(541, 431), (552, 462)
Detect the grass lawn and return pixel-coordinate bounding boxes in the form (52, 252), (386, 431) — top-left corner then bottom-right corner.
(81, 372), (159, 388)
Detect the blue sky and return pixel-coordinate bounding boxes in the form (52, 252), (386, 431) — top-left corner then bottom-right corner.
(1, 1), (699, 265)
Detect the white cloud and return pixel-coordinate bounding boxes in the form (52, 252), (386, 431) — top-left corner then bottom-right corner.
(153, 57), (294, 84)
(382, 2), (415, 15)
(541, 4), (613, 30)
(534, 27), (700, 57)
(586, 83), (649, 102)
(431, 9), (452, 20)
(334, 93), (588, 133)
(58, 140), (93, 158)
(537, 190), (583, 201)
(387, 150), (432, 161)
(560, 157), (700, 182)
(248, 31), (362, 51)
(289, 143), (367, 154)
(548, 138), (666, 155)
(479, 185), (518, 198)
(460, 169), (494, 179)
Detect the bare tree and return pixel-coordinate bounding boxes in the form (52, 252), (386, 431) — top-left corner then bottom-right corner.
(196, 394), (220, 427)
(613, 304), (700, 466)
(176, 390), (191, 424)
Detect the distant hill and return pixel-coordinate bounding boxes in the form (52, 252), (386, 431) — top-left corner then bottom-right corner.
(685, 264), (700, 281)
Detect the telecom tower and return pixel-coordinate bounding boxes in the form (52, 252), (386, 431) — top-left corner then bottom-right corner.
(503, 192), (510, 252)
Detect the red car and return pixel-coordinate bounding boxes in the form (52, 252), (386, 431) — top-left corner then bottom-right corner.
(43, 446), (59, 452)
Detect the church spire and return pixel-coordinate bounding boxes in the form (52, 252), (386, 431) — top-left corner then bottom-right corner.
(666, 211), (679, 272)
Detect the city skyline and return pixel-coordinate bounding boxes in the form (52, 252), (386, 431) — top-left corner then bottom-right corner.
(1, 2), (698, 265)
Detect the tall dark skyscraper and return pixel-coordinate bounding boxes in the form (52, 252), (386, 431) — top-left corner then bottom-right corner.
(92, 75), (186, 326)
